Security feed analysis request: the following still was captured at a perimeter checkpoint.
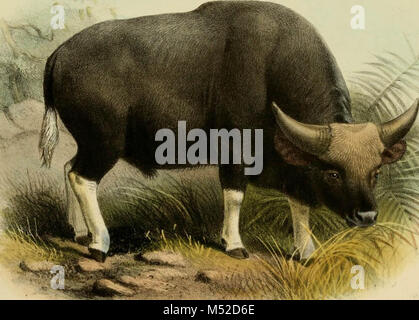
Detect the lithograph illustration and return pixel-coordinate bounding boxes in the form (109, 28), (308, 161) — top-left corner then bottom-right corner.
(0, 0), (418, 301)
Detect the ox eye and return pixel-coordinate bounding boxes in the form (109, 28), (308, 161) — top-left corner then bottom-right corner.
(326, 171), (341, 180)
(374, 170), (381, 180)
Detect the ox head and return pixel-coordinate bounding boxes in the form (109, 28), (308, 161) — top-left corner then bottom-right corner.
(273, 99), (419, 227)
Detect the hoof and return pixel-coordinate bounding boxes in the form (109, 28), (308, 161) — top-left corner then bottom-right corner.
(226, 248), (249, 259)
(288, 253), (315, 266)
(89, 248), (107, 263)
(75, 235), (91, 246)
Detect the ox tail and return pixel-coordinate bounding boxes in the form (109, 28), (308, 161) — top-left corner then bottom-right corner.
(39, 51), (59, 168)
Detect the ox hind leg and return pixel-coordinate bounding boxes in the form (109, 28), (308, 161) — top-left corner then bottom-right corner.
(64, 157), (89, 245)
(288, 197), (315, 260)
(68, 148), (119, 262)
(219, 165), (249, 259)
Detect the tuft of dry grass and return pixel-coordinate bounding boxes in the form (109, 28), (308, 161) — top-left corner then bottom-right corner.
(256, 223), (417, 299)
(159, 223), (417, 300)
(0, 228), (64, 266)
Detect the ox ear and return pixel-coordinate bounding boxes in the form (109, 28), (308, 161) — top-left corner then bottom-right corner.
(382, 140), (407, 165)
(274, 132), (316, 166)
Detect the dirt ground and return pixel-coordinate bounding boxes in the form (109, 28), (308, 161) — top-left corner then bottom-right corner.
(2, 237), (242, 300)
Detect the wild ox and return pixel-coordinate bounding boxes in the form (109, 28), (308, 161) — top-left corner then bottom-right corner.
(39, 1), (418, 262)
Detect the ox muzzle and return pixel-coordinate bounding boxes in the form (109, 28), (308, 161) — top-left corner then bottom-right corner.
(346, 211), (377, 227)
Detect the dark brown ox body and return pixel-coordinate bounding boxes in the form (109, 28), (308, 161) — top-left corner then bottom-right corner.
(39, 1), (418, 262)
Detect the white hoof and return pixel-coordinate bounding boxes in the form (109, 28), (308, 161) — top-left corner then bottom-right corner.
(89, 230), (110, 254)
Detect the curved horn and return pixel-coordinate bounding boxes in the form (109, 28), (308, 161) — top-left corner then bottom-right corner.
(272, 102), (331, 156)
(378, 99), (419, 147)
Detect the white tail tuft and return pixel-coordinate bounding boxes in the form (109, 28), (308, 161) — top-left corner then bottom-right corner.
(39, 108), (59, 168)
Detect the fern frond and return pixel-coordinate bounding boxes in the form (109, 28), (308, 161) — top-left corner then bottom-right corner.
(351, 38), (419, 229)
(351, 40), (419, 122)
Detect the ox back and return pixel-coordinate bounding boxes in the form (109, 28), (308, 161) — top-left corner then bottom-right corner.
(43, 1), (351, 196)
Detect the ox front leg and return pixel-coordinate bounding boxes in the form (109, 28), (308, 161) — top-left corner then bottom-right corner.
(221, 189), (249, 259)
(68, 172), (110, 262)
(288, 197), (315, 260)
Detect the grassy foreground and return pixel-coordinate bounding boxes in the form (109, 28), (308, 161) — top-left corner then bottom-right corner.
(0, 171), (417, 299)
